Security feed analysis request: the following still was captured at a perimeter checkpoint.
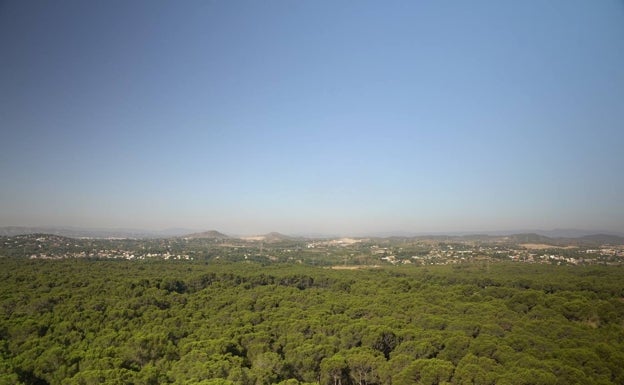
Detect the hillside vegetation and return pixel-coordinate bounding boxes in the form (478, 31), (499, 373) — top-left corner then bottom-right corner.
(1, 259), (623, 385)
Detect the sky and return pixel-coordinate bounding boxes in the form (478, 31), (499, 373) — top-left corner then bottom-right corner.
(1, 0), (623, 236)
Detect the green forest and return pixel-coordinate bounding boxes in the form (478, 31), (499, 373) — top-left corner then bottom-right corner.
(1, 259), (623, 385)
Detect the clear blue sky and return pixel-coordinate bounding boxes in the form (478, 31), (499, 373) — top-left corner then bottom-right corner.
(1, 0), (623, 235)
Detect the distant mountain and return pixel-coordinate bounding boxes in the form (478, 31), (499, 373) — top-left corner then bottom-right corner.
(0, 226), (147, 238)
(493, 233), (624, 247)
(0, 226), (197, 239)
(263, 232), (295, 242)
(504, 233), (556, 244)
(395, 229), (624, 238)
(183, 230), (229, 239)
(533, 229), (624, 238)
(0, 227), (44, 237)
(3, 226), (623, 245)
(240, 232), (302, 242)
(578, 234), (624, 245)
(156, 228), (201, 237)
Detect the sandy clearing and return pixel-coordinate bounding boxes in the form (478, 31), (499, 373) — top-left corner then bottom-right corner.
(520, 243), (578, 250)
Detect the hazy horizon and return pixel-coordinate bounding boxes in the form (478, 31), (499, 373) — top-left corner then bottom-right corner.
(2, 224), (623, 240)
(2, 1), (623, 236)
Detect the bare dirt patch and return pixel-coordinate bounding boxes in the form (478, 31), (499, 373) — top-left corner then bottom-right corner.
(520, 243), (578, 250)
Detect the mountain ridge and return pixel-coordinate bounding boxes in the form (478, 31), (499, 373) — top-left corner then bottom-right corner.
(1, 226), (623, 244)
(183, 230), (229, 239)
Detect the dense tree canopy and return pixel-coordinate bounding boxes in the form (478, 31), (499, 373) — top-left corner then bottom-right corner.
(1, 258), (623, 384)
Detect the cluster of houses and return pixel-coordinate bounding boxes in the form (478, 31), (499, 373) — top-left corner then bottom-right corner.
(29, 250), (192, 260)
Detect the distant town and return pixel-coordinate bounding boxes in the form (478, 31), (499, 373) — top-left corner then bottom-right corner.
(2, 229), (624, 266)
